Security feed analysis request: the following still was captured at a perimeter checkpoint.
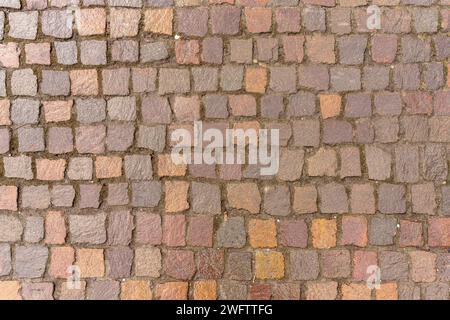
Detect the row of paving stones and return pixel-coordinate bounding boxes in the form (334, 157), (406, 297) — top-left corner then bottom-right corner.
(1, 135), (450, 181)
(1, 34), (450, 66)
(4, 113), (450, 150)
(1, 64), (450, 97)
(2, 176), (450, 213)
(0, 278), (449, 300)
(0, 243), (449, 299)
(1, 210), (450, 246)
(0, 4), (449, 39)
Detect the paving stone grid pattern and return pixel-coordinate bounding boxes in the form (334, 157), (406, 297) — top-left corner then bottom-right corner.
(0, 0), (449, 301)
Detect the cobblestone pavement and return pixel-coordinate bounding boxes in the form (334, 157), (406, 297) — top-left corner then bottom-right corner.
(0, 0), (449, 300)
